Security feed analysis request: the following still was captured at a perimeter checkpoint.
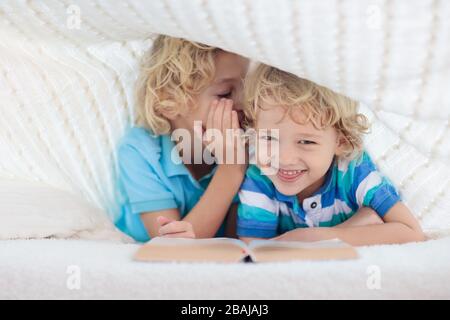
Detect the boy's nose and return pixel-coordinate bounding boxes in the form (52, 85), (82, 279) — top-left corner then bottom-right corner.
(278, 146), (298, 168)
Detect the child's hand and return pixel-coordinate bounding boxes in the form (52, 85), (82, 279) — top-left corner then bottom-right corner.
(156, 216), (196, 239)
(203, 98), (247, 166)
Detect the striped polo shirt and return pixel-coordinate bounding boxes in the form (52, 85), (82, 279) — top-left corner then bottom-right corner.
(237, 151), (401, 238)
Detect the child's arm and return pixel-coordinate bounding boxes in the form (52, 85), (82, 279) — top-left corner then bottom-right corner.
(334, 206), (384, 228)
(274, 202), (425, 245)
(141, 164), (245, 238)
(142, 99), (246, 239)
(240, 207), (384, 243)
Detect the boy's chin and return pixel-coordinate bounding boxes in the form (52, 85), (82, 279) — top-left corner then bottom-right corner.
(271, 180), (305, 197)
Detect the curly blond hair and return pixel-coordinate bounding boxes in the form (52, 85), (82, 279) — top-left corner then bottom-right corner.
(135, 35), (219, 135)
(244, 64), (370, 159)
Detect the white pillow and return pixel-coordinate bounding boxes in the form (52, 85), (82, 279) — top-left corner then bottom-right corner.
(0, 0), (449, 235)
(0, 179), (132, 242)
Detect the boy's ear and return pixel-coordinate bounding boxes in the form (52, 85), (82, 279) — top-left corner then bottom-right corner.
(157, 94), (184, 120)
(158, 101), (182, 120)
(159, 109), (178, 120)
(335, 132), (349, 156)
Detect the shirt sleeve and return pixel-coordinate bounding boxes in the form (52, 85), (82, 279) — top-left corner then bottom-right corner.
(236, 168), (279, 238)
(118, 144), (178, 215)
(351, 152), (401, 218)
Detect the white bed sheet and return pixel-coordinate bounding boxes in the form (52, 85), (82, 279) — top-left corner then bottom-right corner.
(1, 237), (449, 299)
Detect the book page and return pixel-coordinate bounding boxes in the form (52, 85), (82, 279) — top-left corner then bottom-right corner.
(134, 237), (249, 263)
(248, 238), (350, 250)
(248, 239), (358, 262)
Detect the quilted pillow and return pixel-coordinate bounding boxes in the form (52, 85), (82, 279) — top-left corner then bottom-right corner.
(0, 179), (131, 241)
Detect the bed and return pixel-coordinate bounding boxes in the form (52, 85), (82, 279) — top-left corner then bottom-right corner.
(1, 236), (450, 299)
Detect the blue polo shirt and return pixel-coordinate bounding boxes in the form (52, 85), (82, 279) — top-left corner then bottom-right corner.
(115, 127), (233, 242)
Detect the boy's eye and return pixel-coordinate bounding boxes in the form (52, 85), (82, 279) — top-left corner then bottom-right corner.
(298, 140), (315, 145)
(217, 91), (232, 98)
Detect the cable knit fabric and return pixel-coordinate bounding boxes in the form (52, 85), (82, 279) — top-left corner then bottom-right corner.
(0, 0), (449, 236)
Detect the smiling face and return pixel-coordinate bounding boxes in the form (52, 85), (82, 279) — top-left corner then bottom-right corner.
(171, 51), (249, 136)
(255, 103), (345, 201)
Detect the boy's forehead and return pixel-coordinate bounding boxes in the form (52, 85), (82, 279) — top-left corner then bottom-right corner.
(256, 104), (325, 134)
(256, 103), (302, 122)
(214, 52), (248, 81)
(214, 77), (238, 85)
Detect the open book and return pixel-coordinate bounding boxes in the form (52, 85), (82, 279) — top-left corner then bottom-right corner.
(134, 237), (358, 263)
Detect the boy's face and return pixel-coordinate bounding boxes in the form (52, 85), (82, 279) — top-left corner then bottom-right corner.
(172, 51), (249, 135)
(254, 104), (344, 201)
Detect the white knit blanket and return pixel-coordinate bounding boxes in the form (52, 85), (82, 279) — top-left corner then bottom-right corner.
(0, 0), (449, 237)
